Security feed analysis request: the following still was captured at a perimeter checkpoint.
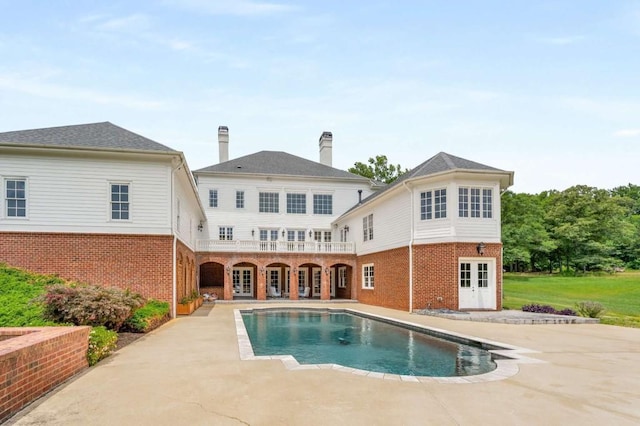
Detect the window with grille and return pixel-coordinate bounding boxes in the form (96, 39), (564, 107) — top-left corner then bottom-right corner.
(286, 193), (306, 214)
(110, 183), (129, 220)
(259, 192), (279, 213)
(5, 178), (26, 218)
(313, 194), (332, 214)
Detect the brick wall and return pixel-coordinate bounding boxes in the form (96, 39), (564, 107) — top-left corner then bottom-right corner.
(0, 326), (90, 423)
(357, 247), (411, 311)
(412, 242), (503, 311)
(176, 240), (196, 303)
(197, 252), (357, 300)
(354, 243), (503, 312)
(0, 232), (174, 306)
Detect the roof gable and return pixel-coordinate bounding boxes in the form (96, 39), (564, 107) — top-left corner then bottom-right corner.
(194, 151), (369, 181)
(0, 122), (176, 153)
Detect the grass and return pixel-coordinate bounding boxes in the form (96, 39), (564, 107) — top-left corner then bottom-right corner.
(503, 271), (640, 328)
(0, 264), (63, 327)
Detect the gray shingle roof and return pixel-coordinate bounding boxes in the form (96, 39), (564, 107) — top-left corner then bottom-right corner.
(194, 151), (370, 181)
(0, 122), (176, 153)
(341, 152), (509, 216)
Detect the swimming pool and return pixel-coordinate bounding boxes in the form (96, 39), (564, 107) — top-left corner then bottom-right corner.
(240, 308), (500, 377)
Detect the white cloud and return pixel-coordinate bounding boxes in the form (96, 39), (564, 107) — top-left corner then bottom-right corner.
(96, 14), (152, 31)
(613, 129), (640, 137)
(0, 73), (165, 110)
(165, 0), (296, 16)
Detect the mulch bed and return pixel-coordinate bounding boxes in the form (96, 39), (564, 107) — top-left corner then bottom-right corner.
(115, 315), (172, 351)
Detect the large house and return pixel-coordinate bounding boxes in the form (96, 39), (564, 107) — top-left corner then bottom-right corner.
(0, 122), (513, 315)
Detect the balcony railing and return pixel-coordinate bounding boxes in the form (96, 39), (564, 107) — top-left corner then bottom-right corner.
(196, 239), (355, 254)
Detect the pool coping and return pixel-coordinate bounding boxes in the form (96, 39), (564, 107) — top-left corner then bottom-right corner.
(234, 307), (545, 383)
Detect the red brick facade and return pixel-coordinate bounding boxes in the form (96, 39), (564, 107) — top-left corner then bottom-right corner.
(0, 232), (174, 306)
(197, 252), (356, 301)
(0, 326), (90, 423)
(356, 242), (503, 311)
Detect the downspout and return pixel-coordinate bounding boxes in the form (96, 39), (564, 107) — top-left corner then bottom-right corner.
(170, 158), (186, 318)
(402, 181), (414, 313)
(499, 186), (508, 310)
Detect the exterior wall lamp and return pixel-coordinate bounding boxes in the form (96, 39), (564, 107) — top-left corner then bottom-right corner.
(476, 242), (486, 256)
(197, 222), (203, 232)
(225, 265), (231, 275)
(344, 225), (349, 232)
(251, 229), (255, 237)
(309, 230), (313, 238)
(282, 230), (285, 237)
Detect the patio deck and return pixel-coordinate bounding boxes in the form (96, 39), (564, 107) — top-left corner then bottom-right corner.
(7, 302), (640, 425)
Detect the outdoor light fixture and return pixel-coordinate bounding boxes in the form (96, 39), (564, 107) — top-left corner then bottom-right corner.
(324, 267), (329, 275)
(251, 229), (255, 237)
(309, 230), (313, 238)
(225, 266), (230, 274)
(476, 242), (486, 256)
(293, 267), (297, 273)
(344, 225), (349, 232)
(197, 222), (203, 232)
(282, 230), (285, 237)
(259, 266), (265, 275)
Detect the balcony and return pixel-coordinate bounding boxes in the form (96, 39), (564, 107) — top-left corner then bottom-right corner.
(196, 240), (355, 254)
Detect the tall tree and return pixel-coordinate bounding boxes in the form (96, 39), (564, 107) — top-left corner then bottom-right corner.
(544, 185), (634, 272)
(348, 155), (408, 184)
(501, 191), (556, 272)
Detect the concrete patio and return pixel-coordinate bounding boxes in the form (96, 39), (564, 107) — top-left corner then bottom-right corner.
(7, 302), (640, 425)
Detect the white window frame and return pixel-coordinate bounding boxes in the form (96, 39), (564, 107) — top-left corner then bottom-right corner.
(363, 213), (373, 242)
(110, 182), (131, 221)
(458, 186), (493, 219)
(313, 193), (333, 215)
(4, 177), (28, 219)
(209, 189), (218, 208)
(421, 188), (446, 220)
(218, 226), (233, 240)
(338, 266), (347, 288)
(286, 193), (306, 214)
(259, 192), (279, 213)
(236, 190), (244, 209)
(362, 263), (374, 289)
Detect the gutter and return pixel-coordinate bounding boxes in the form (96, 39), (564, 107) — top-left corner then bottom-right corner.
(402, 180), (414, 313)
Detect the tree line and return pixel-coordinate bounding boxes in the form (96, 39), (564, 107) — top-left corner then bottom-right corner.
(502, 184), (640, 273)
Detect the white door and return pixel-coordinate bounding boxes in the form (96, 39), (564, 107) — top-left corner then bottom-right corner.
(232, 267), (254, 297)
(458, 259), (495, 309)
(312, 267), (322, 297)
(266, 267), (281, 295)
(330, 268), (336, 297)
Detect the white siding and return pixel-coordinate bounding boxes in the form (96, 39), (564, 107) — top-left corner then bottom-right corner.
(338, 189), (412, 256)
(413, 179), (501, 244)
(173, 167), (205, 250)
(0, 150), (173, 234)
(195, 173), (372, 241)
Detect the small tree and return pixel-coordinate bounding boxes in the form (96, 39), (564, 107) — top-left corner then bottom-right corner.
(348, 155), (408, 184)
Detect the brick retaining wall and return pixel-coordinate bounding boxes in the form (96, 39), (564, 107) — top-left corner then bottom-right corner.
(0, 326), (91, 423)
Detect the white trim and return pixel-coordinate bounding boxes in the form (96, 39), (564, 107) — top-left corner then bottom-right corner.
(108, 180), (132, 222)
(362, 263), (374, 289)
(2, 176), (29, 220)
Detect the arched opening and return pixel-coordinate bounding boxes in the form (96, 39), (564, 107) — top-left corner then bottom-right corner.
(199, 261), (225, 300)
(232, 262), (257, 299)
(265, 262), (290, 298)
(298, 262), (323, 298)
(331, 263), (353, 300)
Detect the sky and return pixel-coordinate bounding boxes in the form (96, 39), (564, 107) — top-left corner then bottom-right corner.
(1, 1), (639, 194)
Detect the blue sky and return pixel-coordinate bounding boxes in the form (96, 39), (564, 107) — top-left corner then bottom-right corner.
(1, 1), (639, 193)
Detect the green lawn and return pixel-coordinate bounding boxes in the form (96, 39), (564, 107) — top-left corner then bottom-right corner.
(503, 272), (640, 327)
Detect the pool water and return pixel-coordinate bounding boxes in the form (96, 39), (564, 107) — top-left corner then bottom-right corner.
(241, 310), (497, 377)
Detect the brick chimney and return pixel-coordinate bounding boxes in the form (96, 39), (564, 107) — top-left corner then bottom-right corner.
(218, 126), (229, 163)
(319, 131), (332, 166)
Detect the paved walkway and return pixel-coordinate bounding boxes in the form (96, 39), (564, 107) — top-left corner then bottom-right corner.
(7, 303), (640, 425)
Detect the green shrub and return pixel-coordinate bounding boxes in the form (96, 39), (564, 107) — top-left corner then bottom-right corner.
(575, 301), (605, 318)
(0, 264), (63, 326)
(87, 326), (118, 366)
(38, 284), (144, 331)
(123, 299), (170, 333)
